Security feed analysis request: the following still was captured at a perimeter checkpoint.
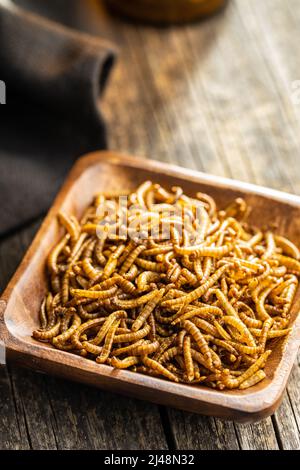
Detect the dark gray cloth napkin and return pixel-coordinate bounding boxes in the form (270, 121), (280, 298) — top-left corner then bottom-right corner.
(0, 0), (116, 235)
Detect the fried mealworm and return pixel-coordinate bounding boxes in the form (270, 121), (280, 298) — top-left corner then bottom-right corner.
(113, 323), (151, 344)
(71, 317), (107, 349)
(223, 351), (271, 389)
(159, 346), (181, 364)
(47, 234), (70, 274)
(128, 340), (160, 356)
(172, 306), (222, 325)
(70, 286), (118, 300)
(274, 235), (300, 260)
(39, 298), (48, 330)
(136, 271), (161, 292)
(82, 341), (103, 356)
(119, 244), (146, 275)
(112, 339), (145, 357)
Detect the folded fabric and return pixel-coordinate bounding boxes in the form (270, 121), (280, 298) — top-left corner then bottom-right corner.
(0, 0), (116, 235)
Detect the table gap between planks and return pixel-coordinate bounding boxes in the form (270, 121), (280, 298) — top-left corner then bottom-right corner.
(1, 0), (300, 449)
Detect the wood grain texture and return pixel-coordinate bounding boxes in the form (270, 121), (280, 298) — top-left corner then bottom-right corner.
(167, 410), (240, 450)
(235, 419), (279, 451)
(1, 0), (300, 449)
(44, 376), (168, 450)
(272, 391), (300, 450)
(99, 0), (300, 449)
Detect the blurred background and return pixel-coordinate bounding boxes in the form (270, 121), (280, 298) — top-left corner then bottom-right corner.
(1, 0), (300, 452)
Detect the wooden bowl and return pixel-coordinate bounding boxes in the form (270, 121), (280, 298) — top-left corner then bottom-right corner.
(1, 151), (300, 422)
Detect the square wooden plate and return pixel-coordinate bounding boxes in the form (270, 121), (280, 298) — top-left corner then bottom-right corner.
(1, 151), (300, 423)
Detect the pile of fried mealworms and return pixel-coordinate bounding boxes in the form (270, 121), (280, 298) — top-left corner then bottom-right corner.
(33, 181), (300, 390)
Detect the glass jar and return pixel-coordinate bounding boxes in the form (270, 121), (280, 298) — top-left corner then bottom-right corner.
(105, 0), (228, 24)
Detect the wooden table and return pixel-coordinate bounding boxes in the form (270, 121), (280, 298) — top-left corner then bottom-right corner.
(1, 0), (300, 450)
